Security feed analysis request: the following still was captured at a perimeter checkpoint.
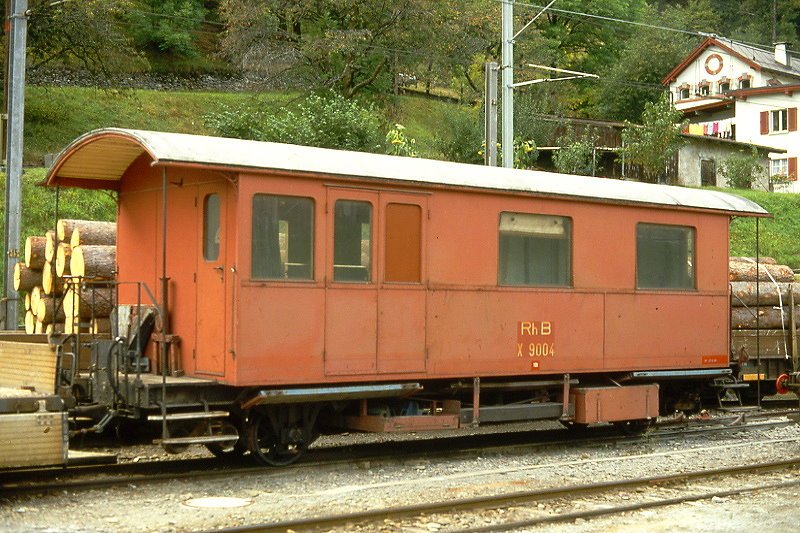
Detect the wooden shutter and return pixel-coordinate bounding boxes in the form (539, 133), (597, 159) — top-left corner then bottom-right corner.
(789, 108), (798, 132)
(760, 111), (769, 134)
(789, 157), (797, 180)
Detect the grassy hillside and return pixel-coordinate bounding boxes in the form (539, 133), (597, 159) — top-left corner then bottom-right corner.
(728, 188), (800, 269)
(23, 86), (456, 164)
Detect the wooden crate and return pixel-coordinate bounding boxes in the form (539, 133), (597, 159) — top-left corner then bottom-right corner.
(0, 341), (58, 394)
(0, 389), (67, 469)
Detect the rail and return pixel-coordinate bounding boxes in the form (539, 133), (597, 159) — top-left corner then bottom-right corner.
(211, 458), (800, 532)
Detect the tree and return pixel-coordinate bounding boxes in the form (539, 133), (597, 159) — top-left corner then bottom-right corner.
(620, 92), (685, 183)
(218, 0), (426, 97)
(125, 0), (208, 57)
(25, 0), (144, 77)
(596, 1), (720, 121)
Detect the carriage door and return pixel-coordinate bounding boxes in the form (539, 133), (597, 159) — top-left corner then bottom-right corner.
(377, 194), (426, 374)
(195, 183), (227, 376)
(325, 190), (378, 375)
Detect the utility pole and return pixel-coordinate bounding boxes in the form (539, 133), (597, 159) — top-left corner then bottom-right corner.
(3, 0), (28, 330)
(501, 0), (514, 168)
(484, 62), (498, 166)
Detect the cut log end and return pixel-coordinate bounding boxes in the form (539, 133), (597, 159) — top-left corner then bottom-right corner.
(14, 263), (43, 292)
(71, 245), (116, 280)
(24, 311), (35, 335)
(24, 236), (47, 270)
(56, 243), (72, 277)
(45, 231), (57, 263)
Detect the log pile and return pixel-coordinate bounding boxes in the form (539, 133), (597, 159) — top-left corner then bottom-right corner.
(730, 257), (800, 361)
(15, 220), (116, 335)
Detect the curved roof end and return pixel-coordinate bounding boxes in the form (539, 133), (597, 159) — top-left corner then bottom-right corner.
(45, 128), (157, 190)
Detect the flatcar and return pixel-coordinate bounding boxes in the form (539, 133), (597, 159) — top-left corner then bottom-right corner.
(37, 128), (770, 465)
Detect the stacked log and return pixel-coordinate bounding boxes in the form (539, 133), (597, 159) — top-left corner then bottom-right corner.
(730, 257), (800, 365)
(14, 220), (116, 335)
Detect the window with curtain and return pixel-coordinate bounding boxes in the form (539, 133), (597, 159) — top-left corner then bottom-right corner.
(498, 212), (571, 287)
(251, 195), (314, 280)
(333, 200), (372, 282)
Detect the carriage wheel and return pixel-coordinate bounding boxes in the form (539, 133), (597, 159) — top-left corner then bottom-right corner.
(246, 410), (308, 467)
(205, 422), (246, 459)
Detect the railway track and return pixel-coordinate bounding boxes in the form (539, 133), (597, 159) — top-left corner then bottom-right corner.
(1, 409), (796, 497)
(206, 458), (800, 532)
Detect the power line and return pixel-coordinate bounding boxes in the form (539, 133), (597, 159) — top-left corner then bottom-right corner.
(503, 0), (710, 38)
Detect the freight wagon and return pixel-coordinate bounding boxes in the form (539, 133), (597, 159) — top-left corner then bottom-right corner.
(6, 127), (777, 466)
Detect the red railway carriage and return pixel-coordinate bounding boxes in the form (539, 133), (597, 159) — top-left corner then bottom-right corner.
(46, 128), (767, 465)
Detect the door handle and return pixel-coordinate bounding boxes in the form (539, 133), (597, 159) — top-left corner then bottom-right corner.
(214, 265), (224, 280)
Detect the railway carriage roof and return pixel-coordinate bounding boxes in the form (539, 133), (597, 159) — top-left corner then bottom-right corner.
(46, 128), (768, 216)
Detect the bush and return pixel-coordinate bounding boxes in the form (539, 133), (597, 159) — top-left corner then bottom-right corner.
(433, 108), (484, 164)
(204, 92), (382, 153)
(554, 127), (597, 176)
(720, 148), (766, 189)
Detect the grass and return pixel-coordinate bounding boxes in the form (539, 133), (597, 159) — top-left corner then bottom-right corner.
(23, 86), (301, 164)
(727, 187), (800, 269)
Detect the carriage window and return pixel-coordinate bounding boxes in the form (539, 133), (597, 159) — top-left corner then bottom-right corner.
(334, 200), (372, 282)
(251, 195), (314, 280)
(203, 194), (220, 261)
(637, 224), (695, 290)
(385, 203), (421, 283)
(498, 213), (571, 286)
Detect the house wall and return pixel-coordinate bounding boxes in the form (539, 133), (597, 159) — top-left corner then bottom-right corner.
(670, 45), (796, 110)
(734, 95), (800, 192)
(677, 140), (769, 190)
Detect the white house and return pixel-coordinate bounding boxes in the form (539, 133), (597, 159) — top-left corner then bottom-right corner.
(663, 37), (800, 191)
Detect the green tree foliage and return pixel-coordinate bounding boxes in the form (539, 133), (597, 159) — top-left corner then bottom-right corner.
(596, 1), (720, 121)
(620, 92), (685, 182)
(719, 148), (766, 190)
(218, 0), (424, 97)
(26, 0), (144, 76)
(125, 0), (207, 57)
(204, 92), (382, 152)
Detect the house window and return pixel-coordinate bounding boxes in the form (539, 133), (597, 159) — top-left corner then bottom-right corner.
(719, 81), (730, 93)
(333, 200), (372, 282)
(739, 79), (751, 89)
(251, 195), (314, 280)
(771, 158), (788, 177)
(498, 213), (571, 287)
(699, 84), (710, 96)
(679, 87), (691, 100)
(637, 224), (695, 290)
(771, 109), (789, 132)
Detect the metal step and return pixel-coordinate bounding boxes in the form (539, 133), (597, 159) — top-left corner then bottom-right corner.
(147, 410), (229, 422)
(156, 435), (239, 446)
